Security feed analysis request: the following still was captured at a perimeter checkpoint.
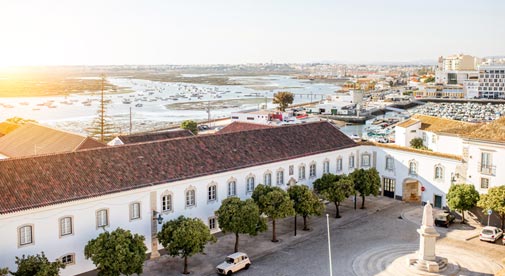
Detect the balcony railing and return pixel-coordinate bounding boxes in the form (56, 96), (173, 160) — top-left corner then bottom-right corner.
(479, 163), (496, 175)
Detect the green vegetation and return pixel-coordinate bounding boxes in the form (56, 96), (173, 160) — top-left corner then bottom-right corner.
(424, 76), (435, 83)
(446, 184), (480, 223)
(157, 216), (216, 274)
(478, 185), (505, 229)
(5, 117), (37, 125)
(215, 197), (267, 252)
(252, 185), (295, 242)
(272, 91), (294, 111)
(180, 120), (199, 135)
(350, 168), (381, 209)
(314, 174), (354, 218)
(410, 137), (428, 150)
(0, 267), (8, 276)
(288, 185), (324, 230)
(84, 228), (147, 276)
(11, 252), (64, 276)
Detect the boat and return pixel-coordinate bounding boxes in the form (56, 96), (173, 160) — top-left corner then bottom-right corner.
(135, 103), (143, 107)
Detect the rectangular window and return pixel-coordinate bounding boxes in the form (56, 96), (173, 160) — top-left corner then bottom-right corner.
(228, 182), (236, 196)
(349, 156), (355, 169)
(289, 165), (294, 176)
(323, 161), (330, 174)
(309, 164), (316, 177)
(481, 178), (489, 189)
(298, 166), (306, 180)
(61, 254), (75, 265)
(264, 173), (272, 186)
(19, 225), (33, 246)
(422, 132), (427, 142)
(96, 209), (109, 228)
(162, 194), (172, 212)
(130, 203), (141, 220)
(361, 154), (370, 167)
(208, 217), (216, 230)
(385, 157), (394, 170)
(336, 158), (343, 171)
(247, 177), (255, 192)
(60, 217), (73, 236)
(208, 185), (217, 201)
(186, 190), (196, 206)
(276, 171), (284, 185)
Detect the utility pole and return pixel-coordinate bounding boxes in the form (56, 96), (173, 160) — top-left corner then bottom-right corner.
(100, 74), (105, 143)
(129, 107), (132, 135)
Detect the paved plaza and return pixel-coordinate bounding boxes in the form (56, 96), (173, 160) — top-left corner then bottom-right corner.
(140, 196), (504, 276)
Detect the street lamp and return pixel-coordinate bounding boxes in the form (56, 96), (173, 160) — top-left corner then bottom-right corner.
(152, 210), (163, 225)
(326, 214), (333, 276)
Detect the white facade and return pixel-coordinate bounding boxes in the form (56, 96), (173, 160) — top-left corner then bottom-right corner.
(231, 111), (271, 124)
(478, 65), (505, 99)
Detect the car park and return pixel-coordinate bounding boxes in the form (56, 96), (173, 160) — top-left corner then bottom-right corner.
(434, 212), (455, 228)
(216, 252), (251, 275)
(479, 226), (503, 243)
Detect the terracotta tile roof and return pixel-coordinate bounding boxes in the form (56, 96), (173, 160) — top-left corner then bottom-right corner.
(441, 116), (505, 142)
(0, 123), (104, 158)
(76, 137), (107, 151)
(218, 122), (275, 134)
(0, 121), (357, 214)
(359, 141), (463, 161)
(396, 114), (474, 132)
(0, 122), (19, 136)
(117, 129), (194, 144)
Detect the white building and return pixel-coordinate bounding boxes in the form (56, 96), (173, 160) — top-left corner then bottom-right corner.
(478, 64), (505, 99)
(0, 121), (491, 275)
(437, 54), (479, 71)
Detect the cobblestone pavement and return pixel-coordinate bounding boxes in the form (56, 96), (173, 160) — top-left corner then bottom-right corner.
(141, 197), (505, 276)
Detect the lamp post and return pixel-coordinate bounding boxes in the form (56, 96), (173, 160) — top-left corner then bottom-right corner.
(326, 214), (333, 276)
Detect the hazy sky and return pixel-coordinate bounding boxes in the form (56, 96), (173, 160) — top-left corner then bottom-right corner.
(1, 0), (504, 66)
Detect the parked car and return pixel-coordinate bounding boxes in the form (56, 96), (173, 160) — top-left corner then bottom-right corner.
(216, 252), (251, 275)
(479, 226), (503, 243)
(434, 212), (455, 228)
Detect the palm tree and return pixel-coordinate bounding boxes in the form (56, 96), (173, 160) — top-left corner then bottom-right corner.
(272, 91), (294, 111)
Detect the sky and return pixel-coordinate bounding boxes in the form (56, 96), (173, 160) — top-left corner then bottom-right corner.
(0, 0), (504, 66)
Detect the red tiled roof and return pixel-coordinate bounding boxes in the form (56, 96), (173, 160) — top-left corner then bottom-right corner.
(218, 122), (275, 134)
(76, 137), (107, 151)
(0, 121), (357, 214)
(117, 129), (194, 144)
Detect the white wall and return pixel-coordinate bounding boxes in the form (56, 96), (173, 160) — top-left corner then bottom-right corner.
(395, 122), (420, 147)
(465, 139), (505, 193)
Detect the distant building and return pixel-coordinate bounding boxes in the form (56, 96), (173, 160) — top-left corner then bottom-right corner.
(435, 70), (478, 85)
(108, 129), (194, 146)
(230, 110), (320, 125)
(0, 123), (104, 159)
(478, 64), (505, 99)
(438, 54), (479, 71)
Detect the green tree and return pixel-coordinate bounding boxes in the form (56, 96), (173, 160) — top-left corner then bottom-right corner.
(319, 175), (354, 218)
(215, 197), (267, 252)
(288, 185), (324, 230)
(424, 76), (435, 83)
(410, 138), (425, 149)
(157, 216), (216, 274)
(87, 75), (117, 142)
(313, 173), (338, 195)
(11, 252), (64, 276)
(252, 185), (295, 242)
(0, 267), (8, 276)
(350, 168), (380, 209)
(446, 184), (480, 223)
(84, 228), (147, 276)
(272, 91), (294, 111)
(180, 120), (198, 135)
(478, 185), (505, 229)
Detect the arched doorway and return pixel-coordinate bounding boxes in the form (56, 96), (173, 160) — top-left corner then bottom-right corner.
(402, 178), (420, 203)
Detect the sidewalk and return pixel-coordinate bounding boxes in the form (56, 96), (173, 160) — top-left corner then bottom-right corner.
(142, 196), (399, 276)
(401, 205), (482, 241)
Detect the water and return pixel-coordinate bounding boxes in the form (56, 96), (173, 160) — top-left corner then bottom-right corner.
(0, 75), (341, 134)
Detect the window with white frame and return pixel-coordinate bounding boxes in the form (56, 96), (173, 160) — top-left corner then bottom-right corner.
(276, 170), (284, 185)
(361, 154), (371, 167)
(60, 253), (75, 265)
(349, 155), (355, 169)
(298, 165), (306, 180)
(289, 165), (294, 175)
(208, 185), (217, 201)
(60, 217), (73, 236)
(228, 181), (236, 196)
(323, 160), (330, 174)
(186, 189), (196, 207)
(130, 202), (141, 220)
(422, 132), (427, 142)
(309, 163), (316, 178)
(264, 173), (272, 186)
(247, 176), (255, 192)
(434, 166), (444, 180)
(19, 225), (33, 246)
(409, 161), (417, 175)
(385, 156), (394, 170)
(96, 209), (108, 228)
(481, 178), (489, 189)
(336, 158), (343, 171)
(162, 193), (172, 212)
(208, 217), (216, 230)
